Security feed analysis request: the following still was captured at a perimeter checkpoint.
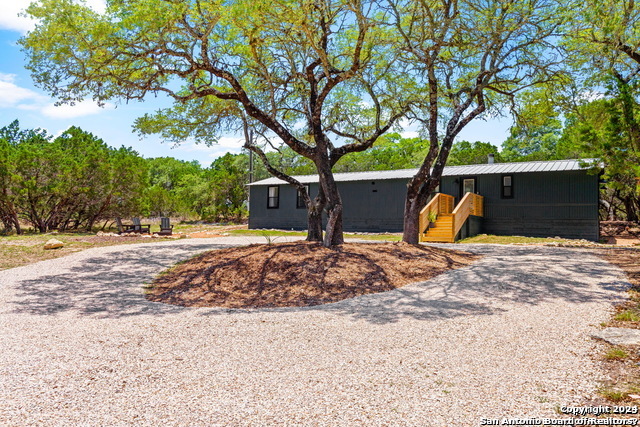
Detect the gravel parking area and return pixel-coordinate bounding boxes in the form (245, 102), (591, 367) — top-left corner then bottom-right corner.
(0, 238), (631, 425)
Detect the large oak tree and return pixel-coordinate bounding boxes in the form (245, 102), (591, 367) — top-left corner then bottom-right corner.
(386, 0), (567, 243)
(21, 0), (407, 247)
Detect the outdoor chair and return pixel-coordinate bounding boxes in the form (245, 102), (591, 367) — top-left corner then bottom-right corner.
(121, 217), (151, 234)
(158, 217), (173, 236)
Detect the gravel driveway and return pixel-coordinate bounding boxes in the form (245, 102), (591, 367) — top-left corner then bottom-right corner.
(0, 238), (630, 425)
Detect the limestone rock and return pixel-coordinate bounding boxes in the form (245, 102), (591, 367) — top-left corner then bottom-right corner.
(592, 327), (640, 346)
(96, 231), (120, 237)
(44, 239), (64, 250)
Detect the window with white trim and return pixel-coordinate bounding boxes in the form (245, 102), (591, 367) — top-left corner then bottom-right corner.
(267, 186), (279, 208)
(502, 175), (513, 198)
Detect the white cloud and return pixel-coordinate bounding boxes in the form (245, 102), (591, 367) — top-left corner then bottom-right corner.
(0, 73), (45, 108)
(400, 130), (419, 139)
(0, 2), (35, 33)
(580, 90), (606, 102)
(398, 118), (421, 139)
(217, 136), (245, 148)
(42, 100), (115, 119)
(85, 0), (107, 13)
(0, 0), (106, 34)
(0, 73), (113, 119)
(180, 136), (245, 152)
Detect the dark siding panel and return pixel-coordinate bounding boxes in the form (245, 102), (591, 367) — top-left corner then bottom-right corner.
(440, 170), (599, 240)
(341, 179), (407, 232)
(440, 177), (458, 199)
(249, 179), (408, 232)
(248, 184), (317, 230)
(478, 170), (599, 241)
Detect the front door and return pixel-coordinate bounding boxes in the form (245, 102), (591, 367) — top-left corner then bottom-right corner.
(462, 177), (476, 195)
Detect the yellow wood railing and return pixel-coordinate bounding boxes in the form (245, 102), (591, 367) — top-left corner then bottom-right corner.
(451, 192), (484, 237)
(418, 193), (455, 234)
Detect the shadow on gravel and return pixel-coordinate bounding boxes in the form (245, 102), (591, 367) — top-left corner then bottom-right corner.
(10, 244), (629, 323)
(192, 246), (629, 324)
(354, 246), (627, 324)
(10, 243), (236, 318)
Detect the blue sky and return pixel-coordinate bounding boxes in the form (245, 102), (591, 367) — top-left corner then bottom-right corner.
(0, 0), (511, 167)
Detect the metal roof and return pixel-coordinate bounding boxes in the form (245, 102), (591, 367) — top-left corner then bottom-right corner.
(248, 158), (599, 186)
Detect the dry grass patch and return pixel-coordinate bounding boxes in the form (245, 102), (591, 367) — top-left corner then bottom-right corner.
(582, 342), (640, 407)
(599, 248), (640, 329)
(0, 234), (160, 270)
(591, 248), (640, 406)
(0, 224), (249, 270)
(147, 241), (478, 308)
(600, 248), (640, 288)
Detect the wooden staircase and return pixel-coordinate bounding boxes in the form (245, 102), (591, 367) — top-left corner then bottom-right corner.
(421, 213), (455, 242)
(419, 193), (484, 243)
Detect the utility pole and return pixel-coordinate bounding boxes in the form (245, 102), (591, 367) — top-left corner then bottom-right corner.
(248, 130), (254, 184)
(245, 127), (254, 212)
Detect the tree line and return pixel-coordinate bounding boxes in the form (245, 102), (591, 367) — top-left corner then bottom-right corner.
(0, 121), (248, 234)
(1, 88), (636, 236)
(18, 0), (640, 245)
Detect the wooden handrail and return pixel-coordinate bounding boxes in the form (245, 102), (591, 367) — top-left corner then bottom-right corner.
(419, 193), (454, 234)
(440, 193), (454, 214)
(451, 192), (484, 237)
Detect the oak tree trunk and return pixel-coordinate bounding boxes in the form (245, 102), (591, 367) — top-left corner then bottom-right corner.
(402, 197), (421, 245)
(305, 185), (326, 242)
(317, 162), (344, 247)
(623, 195), (639, 221)
(307, 210), (323, 242)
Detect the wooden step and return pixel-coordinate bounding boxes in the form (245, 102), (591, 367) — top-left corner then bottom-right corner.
(424, 231), (454, 237)
(428, 225), (452, 231)
(425, 234), (453, 241)
(421, 235), (455, 243)
(427, 227), (453, 233)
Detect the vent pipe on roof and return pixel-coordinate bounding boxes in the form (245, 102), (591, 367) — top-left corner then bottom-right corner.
(488, 153), (495, 164)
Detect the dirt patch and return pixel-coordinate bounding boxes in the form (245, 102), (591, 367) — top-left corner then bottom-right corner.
(600, 248), (640, 288)
(188, 232), (225, 238)
(599, 248), (640, 330)
(185, 224), (247, 238)
(0, 234), (161, 270)
(601, 221), (640, 238)
(587, 248), (640, 405)
(146, 241), (478, 308)
(601, 221), (640, 246)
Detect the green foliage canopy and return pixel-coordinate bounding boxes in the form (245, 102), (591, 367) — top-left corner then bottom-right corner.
(20, 0), (408, 246)
(0, 121), (148, 233)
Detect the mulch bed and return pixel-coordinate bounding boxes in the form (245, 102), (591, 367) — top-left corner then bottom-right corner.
(146, 241), (478, 308)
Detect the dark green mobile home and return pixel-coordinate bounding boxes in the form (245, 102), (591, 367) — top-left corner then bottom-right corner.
(248, 159), (600, 241)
